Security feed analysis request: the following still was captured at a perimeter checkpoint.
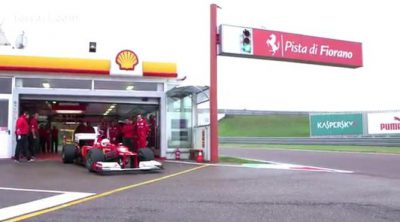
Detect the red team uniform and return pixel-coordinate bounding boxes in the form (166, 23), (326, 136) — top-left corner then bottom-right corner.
(134, 115), (149, 149)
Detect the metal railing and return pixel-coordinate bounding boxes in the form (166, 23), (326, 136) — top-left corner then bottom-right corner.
(219, 137), (400, 146)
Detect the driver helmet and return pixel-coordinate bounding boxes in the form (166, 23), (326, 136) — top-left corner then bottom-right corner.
(101, 138), (110, 147)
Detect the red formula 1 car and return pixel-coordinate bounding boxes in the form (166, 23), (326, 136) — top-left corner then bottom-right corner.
(62, 133), (163, 174)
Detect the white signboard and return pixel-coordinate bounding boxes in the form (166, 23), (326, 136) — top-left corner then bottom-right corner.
(367, 112), (400, 134)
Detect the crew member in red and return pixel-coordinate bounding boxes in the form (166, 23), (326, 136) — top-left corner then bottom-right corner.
(122, 118), (135, 151)
(108, 121), (120, 145)
(14, 111), (32, 162)
(29, 112), (39, 157)
(51, 125), (59, 153)
(148, 114), (157, 148)
(134, 114), (149, 150)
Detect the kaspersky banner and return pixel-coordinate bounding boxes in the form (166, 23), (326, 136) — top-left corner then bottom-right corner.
(367, 112), (400, 135)
(310, 113), (363, 136)
(219, 25), (363, 68)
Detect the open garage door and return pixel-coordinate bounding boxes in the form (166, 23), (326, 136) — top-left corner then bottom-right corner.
(19, 95), (161, 156)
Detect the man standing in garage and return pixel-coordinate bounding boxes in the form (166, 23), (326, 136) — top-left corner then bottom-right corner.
(38, 124), (46, 153)
(29, 112), (39, 158)
(108, 120), (120, 145)
(122, 118), (135, 152)
(14, 111), (32, 162)
(148, 114), (157, 149)
(134, 114), (149, 149)
(51, 125), (59, 153)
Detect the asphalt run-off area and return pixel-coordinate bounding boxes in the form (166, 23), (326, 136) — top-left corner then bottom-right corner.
(1, 147), (400, 222)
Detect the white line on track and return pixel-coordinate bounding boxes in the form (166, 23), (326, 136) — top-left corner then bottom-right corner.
(165, 160), (353, 173)
(0, 187), (78, 194)
(225, 147), (400, 156)
(0, 187), (94, 221)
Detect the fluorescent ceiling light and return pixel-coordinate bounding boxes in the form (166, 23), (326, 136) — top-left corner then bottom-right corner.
(126, 85), (134, 90)
(59, 102), (79, 106)
(42, 82), (50, 88)
(65, 122), (79, 125)
(110, 104), (116, 108)
(55, 110), (84, 114)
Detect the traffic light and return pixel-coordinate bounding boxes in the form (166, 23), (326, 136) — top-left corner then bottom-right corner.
(89, 42), (96, 53)
(241, 29), (252, 53)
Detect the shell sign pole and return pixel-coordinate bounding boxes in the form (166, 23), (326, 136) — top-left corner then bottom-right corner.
(219, 25), (363, 68)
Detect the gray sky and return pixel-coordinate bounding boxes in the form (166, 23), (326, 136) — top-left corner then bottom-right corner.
(0, 0), (399, 111)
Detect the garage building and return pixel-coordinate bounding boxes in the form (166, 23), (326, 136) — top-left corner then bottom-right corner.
(0, 50), (210, 161)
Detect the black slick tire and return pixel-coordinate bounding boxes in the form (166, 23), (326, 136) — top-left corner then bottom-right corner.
(86, 149), (105, 172)
(138, 148), (155, 161)
(62, 144), (76, 164)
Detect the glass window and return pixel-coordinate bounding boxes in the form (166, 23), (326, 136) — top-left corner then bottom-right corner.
(0, 100), (9, 128)
(167, 96), (192, 148)
(19, 78), (92, 89)
(0, 78), (12, 93)
(94, 80), (159, 91)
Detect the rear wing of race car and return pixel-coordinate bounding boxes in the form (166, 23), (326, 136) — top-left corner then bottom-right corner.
(74, 133), (97, 143)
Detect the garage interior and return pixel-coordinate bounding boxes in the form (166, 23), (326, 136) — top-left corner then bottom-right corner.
(19, 97), (160, 154)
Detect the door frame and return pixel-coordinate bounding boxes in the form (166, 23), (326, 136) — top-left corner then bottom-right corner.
(0, 94), (12, 158)
(13, 87), (167, 158)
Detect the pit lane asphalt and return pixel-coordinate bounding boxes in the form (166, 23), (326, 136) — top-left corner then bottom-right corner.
(1, 150), (400, 222)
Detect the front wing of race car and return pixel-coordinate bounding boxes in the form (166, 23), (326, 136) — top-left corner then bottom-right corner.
(93, 160), (164, 174)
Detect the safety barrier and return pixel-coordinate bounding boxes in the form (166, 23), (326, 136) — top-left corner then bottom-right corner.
(219, 137), (400, 146)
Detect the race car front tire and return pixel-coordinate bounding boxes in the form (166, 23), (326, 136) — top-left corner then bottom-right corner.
(138, 148), (155, 161)
(86, 149), (105, 172)
(62, 144), (76, 164)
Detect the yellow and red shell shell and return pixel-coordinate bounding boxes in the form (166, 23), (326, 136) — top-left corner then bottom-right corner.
(115, 50), (139, 70)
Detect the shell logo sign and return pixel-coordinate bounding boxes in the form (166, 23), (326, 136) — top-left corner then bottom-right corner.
(115, 50), (138, 71)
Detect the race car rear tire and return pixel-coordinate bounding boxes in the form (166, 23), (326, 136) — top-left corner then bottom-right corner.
(86, 149), (105, 172)
(138, 148), (155, 161)
(62, 144), (76, 164)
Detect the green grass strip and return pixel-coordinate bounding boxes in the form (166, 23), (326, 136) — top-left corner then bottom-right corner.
(220, 144), (400, 154)
(219, 115), (309, 137)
